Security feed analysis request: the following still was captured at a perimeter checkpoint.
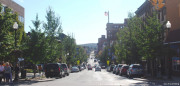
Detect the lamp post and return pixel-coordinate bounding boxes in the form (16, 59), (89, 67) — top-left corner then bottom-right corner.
(13, 22), (18, 47)
(166, 21), (171, 79)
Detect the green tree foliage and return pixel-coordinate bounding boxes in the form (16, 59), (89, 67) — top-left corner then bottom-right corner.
(0, 4), (25, 61)
(115, 12), (166, 77)
(43, 7), (62, 63)
(115, 13), (142, 64)
(25, 14), (47, 64)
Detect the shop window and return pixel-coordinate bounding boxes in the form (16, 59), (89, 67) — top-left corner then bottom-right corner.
(172, 57), (180, 71)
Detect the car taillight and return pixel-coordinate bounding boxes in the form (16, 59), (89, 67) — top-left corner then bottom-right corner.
(131, 69), (133, 72)
(122, 68), (124, 72)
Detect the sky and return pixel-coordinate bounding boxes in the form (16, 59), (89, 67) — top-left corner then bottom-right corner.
(13, 0), (145, 44)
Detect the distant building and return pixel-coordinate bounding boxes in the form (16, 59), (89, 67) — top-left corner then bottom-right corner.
(106, 23), (125, 47)
(97, 35), (106, 53)
(136, 0), (180, 76)
(0, 0), (24, 23)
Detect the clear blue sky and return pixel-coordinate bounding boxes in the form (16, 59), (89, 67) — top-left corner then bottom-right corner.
(13, 0), (145, 44)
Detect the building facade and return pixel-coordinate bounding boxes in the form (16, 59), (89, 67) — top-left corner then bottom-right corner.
(97, 35), (106, 53)
(0, 0), (24, 23)
(106, 23), (125, 47)
(136, 0), (180, 76)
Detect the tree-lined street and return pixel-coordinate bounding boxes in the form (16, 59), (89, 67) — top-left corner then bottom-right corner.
(3, 52), (177, 86)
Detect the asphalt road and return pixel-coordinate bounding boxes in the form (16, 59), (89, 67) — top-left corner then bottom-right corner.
(19, 51), (149, 86)
(1, 51), (179, 86)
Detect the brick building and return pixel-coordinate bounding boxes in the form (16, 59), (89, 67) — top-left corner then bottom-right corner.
(0, 0), (24, 23)
(136, 0), (180, 76)
(97, 35), (106, 53)
(106, 23), (125, 47)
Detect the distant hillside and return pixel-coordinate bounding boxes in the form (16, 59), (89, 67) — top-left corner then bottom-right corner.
(79, 43), (97, 48)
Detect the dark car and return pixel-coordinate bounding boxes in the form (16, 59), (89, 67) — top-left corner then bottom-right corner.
(127, 64), (144, 78)
(45, 63), (65, 78)
(119, 65), (129, 76)
(61, 63), (69, 76)
(101, 65), (106, 69)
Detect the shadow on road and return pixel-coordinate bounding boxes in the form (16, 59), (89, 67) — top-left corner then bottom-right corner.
(0, 78), (56, 86)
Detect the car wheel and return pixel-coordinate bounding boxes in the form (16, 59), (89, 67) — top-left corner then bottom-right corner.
(120, 73), (122, 76)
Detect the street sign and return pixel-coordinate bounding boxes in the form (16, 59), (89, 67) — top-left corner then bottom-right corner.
(107, 60), (109, 66)
(77, 60), (80, 65)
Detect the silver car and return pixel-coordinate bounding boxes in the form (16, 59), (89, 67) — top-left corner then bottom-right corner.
(127, 64), (144, 78)
(95, 66), (101, 72)
(71, 66), (79, 73)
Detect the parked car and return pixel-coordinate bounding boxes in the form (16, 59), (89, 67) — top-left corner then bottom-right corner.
(80, 65), (84, 70)
(109, 64), (115, 72)
(101, 65), (106, 69)
(45, 63), (65, 78)
(127, 64), (144, 78)
(88, 65), (92, 70)
(106, 66), (110, 72)
(119, 65), (129, 76)
(95, 66), (101, 72)
(71, 66), (79, 73)
(61, 63), (69, 76)
(113, 65), (117, 74)
(115, 64), (123, 75)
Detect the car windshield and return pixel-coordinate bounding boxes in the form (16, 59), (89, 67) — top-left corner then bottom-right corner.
(61, 64), (67, 68)
(72, 67), (77, 69)
(46, 64), (59, 69)
(133, 65), (142, 69)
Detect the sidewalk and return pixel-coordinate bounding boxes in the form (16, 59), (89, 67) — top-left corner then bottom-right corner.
(0, 72), (47, 85)
(143, 74), (180, 84)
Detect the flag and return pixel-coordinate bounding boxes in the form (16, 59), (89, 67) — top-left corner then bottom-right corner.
(104, 11), (108, 16)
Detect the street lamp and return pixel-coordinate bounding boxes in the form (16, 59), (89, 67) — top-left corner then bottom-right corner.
(13, 22), (18, 47)
(166, 21), (171, 31)
(166, 21), (172, 79)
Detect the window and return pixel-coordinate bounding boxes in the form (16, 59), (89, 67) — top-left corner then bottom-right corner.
(1, 6), (5, 13)
(18, 15), (24, 23)
(172, 57), (180, 71)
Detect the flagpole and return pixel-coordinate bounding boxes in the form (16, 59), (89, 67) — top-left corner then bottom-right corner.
(108, 11), (109, 23)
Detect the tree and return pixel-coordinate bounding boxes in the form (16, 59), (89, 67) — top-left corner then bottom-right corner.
(43, 7), (63, 63)
(0, 4), (25, 62)
(115, 13), (142, 64)
(137, 13), (166, 77)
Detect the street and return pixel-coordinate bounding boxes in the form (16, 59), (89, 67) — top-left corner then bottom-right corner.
(10, 52), (151, 86)
(1, 52), (179, 86)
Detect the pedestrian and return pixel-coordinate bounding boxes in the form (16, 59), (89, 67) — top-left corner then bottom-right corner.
(13, 63), (19, 82)
(9, 63), (13, 83)
(38, 64), (42, 75)
(33, 64), (37, 78)
(2, 61), (5, 82)
(4, 62), (11, 84)
(0, 62), (5, 83)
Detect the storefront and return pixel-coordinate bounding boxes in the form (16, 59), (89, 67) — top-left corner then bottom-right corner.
(172, 57), (180, 75)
